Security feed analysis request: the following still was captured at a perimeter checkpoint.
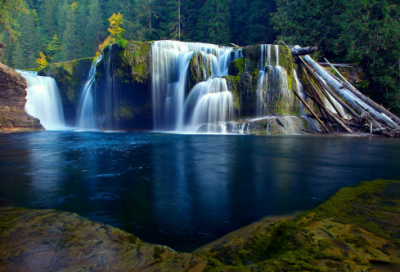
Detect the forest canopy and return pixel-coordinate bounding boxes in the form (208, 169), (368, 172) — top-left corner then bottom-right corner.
(1, 0), (399, 114)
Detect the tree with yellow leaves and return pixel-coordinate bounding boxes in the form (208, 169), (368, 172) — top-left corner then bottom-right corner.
(98, 13), (125, 53)
(36, 52), (48, 69)
(108, 13), (124, 41)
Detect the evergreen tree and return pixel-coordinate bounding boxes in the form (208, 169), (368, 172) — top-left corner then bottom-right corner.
(198, 0), (230, 45)
(247, 0), (276, 45)
(12, 40), (23, 69)
(62, 4), (81, 61)
(57, 0), (68, 38)
(85, 0), (106, 56)
(18, 12), (40, 68)
(166, 0), (184, 40)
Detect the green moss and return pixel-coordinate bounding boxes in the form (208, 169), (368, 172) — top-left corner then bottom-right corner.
(118, 39), (128, 49)
(279, 45), (294, 91)
(119, 41), (152, 84)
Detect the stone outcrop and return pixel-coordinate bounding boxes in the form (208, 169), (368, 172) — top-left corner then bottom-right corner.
(196, 179), (400, 271)
(0, 207), (207, 272)
(189, 52), (211, 88)
(1, 180), (399, 271)
(0, 63), (43, 132)
(94, 41), (153, 130)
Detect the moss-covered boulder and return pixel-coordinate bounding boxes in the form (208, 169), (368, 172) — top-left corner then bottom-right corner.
(38, 58), (93, 126)
(195, 180), (400, 271)
(189, 52), (211, 88)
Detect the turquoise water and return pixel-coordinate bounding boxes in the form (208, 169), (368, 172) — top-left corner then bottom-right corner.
(0, 131), (399, 251)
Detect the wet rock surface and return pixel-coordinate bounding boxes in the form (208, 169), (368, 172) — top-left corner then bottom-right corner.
(0, 63), (43, 132)
(0, 208), (207, 272)
(1, 180), (399, 271)
(196, 179), (400, 271)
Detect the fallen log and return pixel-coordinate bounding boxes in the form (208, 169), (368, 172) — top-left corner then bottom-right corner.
(296, 47), (400, 130)
(323, 60), (400, 127)
(299, 56), (360, 118)
(291, 46), (319, 57)
(291, 82), (330, 133)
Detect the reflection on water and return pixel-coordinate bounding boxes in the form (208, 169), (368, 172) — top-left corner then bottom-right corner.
(0, 132), (399, 251)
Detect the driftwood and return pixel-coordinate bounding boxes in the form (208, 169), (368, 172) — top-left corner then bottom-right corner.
(323, 61), (400, 127)
(291, 46), (319, 57)
(301, 66), (354, 134)
(291, 81), (330, 133)
(319, 63), (354, 68)
(298, 56), (360, 118)
(298, 50), (399, 130)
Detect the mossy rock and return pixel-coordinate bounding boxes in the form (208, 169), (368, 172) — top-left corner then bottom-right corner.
(195, 180), (400, 272)
(228, 57), (244, 76)
(189, 52), (211, 88)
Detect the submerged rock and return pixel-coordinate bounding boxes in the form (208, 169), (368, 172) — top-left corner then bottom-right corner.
(0, 63), (44, 132)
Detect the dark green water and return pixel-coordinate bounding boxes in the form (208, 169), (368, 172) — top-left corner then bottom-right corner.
(0, 131), (399, 251)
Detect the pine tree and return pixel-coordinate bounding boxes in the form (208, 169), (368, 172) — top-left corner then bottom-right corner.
(61, 4), (81, 61)
(166, 0), (184, 40)
(247, 0), (276, 45)
(57, 0), (68, 36)
(12, 40), (23, 69)
(200, 0), (230, 45)
(18, 12), (39, 68)
(85, 0), (106, 56)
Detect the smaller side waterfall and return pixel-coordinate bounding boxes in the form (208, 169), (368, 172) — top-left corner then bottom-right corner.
(18, 70), (65, 130)
(256, 45), (292, 117)
(78, 54), (103, 129)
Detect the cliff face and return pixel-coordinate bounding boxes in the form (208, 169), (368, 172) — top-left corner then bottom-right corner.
(0, 63), (43, 132)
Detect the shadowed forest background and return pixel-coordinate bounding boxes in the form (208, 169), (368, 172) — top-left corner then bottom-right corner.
(1, 0), (400, 115)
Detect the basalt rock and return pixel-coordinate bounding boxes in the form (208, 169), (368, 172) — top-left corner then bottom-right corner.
(0, 63), (43, 132)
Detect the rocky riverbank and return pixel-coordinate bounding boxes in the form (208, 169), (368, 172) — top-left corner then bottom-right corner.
(0, 63), (43, 132)
(1, 179), (399, 271)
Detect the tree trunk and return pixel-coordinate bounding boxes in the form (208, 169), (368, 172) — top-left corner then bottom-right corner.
(291, 46), (318, 57)
(298, 51), (400, 129)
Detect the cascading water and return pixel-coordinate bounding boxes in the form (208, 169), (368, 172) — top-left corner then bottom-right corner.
(151, 40), (233, 131)
(17, 70), (65, 130)
(103, 44), (121, 130)
(78, 54), (103, 129)
(184, 78), (234, 133)
(256, 45), (292, 117)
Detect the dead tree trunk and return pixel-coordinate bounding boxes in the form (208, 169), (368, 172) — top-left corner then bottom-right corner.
(296, 48), (399, 130)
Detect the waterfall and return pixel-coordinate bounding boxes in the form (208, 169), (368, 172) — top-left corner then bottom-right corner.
(103, 44), (121, 130)
(78, 54), (103, 129)
(256, 45), (291, 117)
(151, 40), (233, 131)
(293, 69), (308, 115)
(184, 78), (234, 133)
(17, 70), (65, 130)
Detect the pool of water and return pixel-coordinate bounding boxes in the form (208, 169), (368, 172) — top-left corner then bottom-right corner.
(0, 131), (399, 251)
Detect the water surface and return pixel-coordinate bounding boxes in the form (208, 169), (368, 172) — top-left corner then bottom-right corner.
(0, 131), (399, 251)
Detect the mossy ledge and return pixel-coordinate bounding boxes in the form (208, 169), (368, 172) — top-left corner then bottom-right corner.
(1, 179), (400, 271)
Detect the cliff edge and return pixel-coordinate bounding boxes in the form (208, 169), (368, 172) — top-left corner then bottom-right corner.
(0, 62), (44, 132)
